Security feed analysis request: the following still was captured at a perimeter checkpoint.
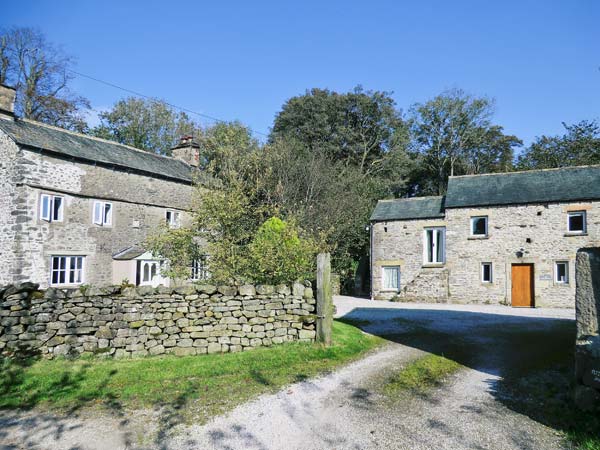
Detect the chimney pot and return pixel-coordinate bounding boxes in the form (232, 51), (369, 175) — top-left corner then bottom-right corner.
(0, 84), (16, 120)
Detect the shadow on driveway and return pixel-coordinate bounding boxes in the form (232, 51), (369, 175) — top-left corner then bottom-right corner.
(337, 303), (600, 447)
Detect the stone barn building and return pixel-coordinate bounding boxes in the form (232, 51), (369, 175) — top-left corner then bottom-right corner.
(0, 84), (207, 288)
(370, 166), (600, 308)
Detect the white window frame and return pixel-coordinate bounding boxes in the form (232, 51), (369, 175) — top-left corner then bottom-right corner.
(381, 266), (401, 291)
(567, 211), (586, 234)
(190, 256), (209, 281)
(40, 193), (64, 222)
(139, 259), (165, 287)
(166, 210), (181, 229)
(470, 216), (488, 237)
(423, 227), (446, 264)
(50, 255), (85, 286)
(93, 201), (113, 226)
(481, 262), (493, 283)
(555, 261), (569, 284)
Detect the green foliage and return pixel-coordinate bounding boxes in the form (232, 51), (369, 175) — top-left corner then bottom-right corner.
(271, 86), (410, 177)
(248, 217), (318, 284)
(92, 97), (200, 155)
(146, 225), (198, 280)
(409, 89), (521, 194)
(0, 321), (382, 419)
(517, 120), (600, 170)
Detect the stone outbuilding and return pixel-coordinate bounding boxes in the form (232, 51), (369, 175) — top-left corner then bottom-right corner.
(0, 84), (208, 288)
(370, 166), (600, 308)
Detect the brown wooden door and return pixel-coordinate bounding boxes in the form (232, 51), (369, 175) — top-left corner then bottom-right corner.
(511, 264), (534, 307)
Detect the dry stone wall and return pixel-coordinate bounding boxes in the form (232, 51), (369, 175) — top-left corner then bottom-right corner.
(0, 281), (316, 359)
(575, 248), (600, 411)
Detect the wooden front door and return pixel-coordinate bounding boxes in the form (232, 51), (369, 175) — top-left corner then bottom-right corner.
(511, 264), (534, 307)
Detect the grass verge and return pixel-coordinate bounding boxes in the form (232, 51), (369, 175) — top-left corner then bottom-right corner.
(0, 321), (382, 422)
(383, 354), (462, 397)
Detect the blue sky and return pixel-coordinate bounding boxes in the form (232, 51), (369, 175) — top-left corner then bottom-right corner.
(2, 1), (599, 148)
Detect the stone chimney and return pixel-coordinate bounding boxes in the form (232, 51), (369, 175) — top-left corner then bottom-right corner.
(0, 84), (16, 120)
(171, 135), (201, 167)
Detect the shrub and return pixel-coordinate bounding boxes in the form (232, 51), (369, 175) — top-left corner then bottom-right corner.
(248, 217), (318, 284)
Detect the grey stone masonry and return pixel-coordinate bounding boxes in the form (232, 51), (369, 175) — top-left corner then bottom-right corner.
(574, 248), (600, 411)
(0, 281), (316, 359)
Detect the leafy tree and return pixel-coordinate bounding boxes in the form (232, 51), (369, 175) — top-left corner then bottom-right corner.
(517, 120), (600, 170)
(256, 138), (388, 279)
(92, 97), (199, 155)
(271, 86), (410, 177)
(0, 27), (90, 132)
(146, 225), (198, 281)
(199, 121), (261, 181)
(248, 217), (318, 284)
(409, 89), (521, 194)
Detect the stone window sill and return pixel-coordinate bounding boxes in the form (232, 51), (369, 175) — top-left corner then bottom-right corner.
(380, 289), (400, 293)
(468, 235), (489, 240)
(564, 232), (587, 237)
(422, 263), (445, 268)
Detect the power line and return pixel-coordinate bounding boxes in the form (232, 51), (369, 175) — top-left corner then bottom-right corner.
(3, 46), (269, 137)
(69, 69), (270, 137)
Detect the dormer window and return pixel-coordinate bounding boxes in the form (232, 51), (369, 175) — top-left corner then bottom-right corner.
(470, 216), (488, 237)
(567, 211), (586, 234)
(166, 210), (181, 229)
(40, 194), (64, 222)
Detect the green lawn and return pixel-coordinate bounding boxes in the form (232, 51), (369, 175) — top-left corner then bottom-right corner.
(0, 321), (383, 422)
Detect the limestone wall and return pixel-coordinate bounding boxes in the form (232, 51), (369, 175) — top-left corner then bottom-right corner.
(371, 200), (600, 307)
(371, 218), (448, 301)
(447, 202), (600, 307)
(0, 282), (316, 359)
(0, 132), (21, 285)
(0, 139), (198, 287)
(574, 248), (600, 410)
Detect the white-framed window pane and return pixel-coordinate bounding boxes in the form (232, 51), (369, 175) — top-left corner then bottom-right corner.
(103, 203), (112, 225)
(166, 211), (172, 225)
(93, 201), (103, 224)
(191, 256), (209, 281)
(50, 256), (84, 286)
(471, 216), (487, 236)
(568, 212), (586, 233)
(52, 196), (64, 221)
(555, 261), (569, 284)
(383, 266), (400, 290)
(481, 263), (492, 282)
(424, 227), (445, 264)
(40, 194), (51, 221)
(436, 229), (444, 262)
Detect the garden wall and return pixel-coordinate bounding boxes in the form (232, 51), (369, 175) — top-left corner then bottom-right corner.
(0, 282), (316, 359)
(575, 248), (600, 411)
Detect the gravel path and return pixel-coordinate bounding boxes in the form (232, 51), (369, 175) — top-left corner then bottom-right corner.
(0, 297), (575, 450)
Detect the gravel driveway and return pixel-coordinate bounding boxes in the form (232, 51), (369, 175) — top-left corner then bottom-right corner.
(0, 297), (575, 450)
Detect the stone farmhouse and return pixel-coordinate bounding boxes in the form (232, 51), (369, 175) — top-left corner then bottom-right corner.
(370, 166), (600, 308)
(0, 84), (208, 289)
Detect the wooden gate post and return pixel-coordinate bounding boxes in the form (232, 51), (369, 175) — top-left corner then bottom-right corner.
(316, 252), (333, 346)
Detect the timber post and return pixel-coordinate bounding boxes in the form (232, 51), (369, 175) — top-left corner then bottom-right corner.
(316, 252), (333, 345)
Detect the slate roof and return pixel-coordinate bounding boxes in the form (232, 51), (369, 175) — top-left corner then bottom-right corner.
(0, 118), (193, 183)
(370, 196), (445, 222)
(445, 165), (600, 208)
(112, 246), (147, 260)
